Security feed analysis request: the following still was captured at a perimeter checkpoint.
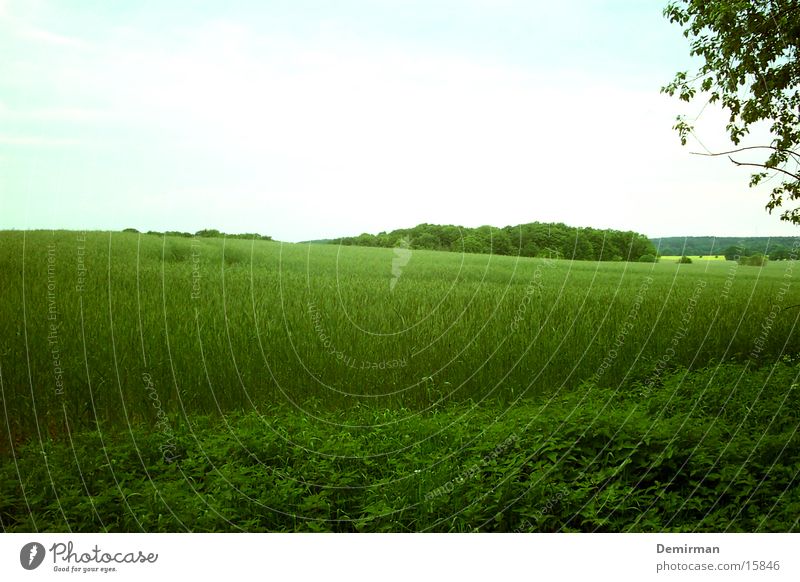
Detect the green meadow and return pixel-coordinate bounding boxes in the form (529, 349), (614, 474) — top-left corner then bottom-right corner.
(1, 230), (799, 532)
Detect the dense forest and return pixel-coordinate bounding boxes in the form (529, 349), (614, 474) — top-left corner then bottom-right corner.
(331, 222), (656, 261)
(651, 236), (800, 260)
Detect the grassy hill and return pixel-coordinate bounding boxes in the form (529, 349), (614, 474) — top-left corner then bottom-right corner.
(1, 230), (799, 532)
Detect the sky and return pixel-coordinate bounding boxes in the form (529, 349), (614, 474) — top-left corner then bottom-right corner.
(1, 0), (798, 242)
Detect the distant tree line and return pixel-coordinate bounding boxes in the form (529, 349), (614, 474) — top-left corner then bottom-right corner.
(332, 222), (656, 261)
(651, 236), (799, 260)
(123, 228), (272, 241)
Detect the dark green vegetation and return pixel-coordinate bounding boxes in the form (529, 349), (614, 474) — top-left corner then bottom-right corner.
(332, 221), (656, 261)
(2, 363), (798, 532)
(663, 0), (800, 223)
(652, 236), (800, 260)
(122, 227), (273, 240)
(333, 226), (800, 264)
(739, 253), (768, 267)
(1, 230), (799, 531)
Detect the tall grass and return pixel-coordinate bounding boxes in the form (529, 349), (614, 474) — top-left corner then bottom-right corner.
(1, 230), (799, 441)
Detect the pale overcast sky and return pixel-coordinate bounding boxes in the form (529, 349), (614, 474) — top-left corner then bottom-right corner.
(1, 0), (798, 241)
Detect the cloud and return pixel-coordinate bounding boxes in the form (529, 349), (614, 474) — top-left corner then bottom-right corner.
(46, 30), (701, 238)
(2, 12), (795, 239)
(0, 135), (81, 146)
(0, 3), (88, 47)
(19, 25), (86, 47)
(3, 107), (114, 122)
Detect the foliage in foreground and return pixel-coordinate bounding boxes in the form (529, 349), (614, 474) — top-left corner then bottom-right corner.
(2, 362), (798, 533)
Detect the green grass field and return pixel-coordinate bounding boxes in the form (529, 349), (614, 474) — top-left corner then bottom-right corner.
(1, 230), (799, 532)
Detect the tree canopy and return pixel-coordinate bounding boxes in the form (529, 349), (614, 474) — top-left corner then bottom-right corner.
(651, 235), (799, 257)
(332, 222), (656, 262)
(662, 0), (800, 223)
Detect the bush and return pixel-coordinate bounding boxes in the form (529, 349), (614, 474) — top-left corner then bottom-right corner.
(678, 255), (692, 264)
(739, 253), (768, 267)
(227, 233), (272, 241)
(638, 254), (657, 263)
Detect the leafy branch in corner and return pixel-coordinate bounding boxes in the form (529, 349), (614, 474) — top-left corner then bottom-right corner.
(662, 0), (800, 224)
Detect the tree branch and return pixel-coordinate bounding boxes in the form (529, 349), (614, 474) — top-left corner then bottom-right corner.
(691, 145), (800, 162)
(727, 157), (800, 181)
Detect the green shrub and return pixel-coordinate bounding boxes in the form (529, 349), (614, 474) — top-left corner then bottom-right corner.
(739, 253), (768, 266)
(196, 228), (222, 238)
